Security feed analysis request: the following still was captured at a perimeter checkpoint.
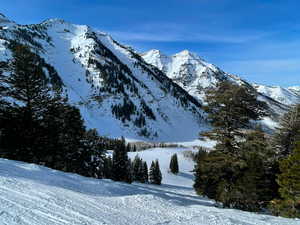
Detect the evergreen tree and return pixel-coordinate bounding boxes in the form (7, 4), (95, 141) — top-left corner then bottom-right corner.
(74, 129), (106, 178)
(132, 155), (144, 182)
(169, 153), (179, 174)
(41, 100), (86, 171)
(133, 145), (137, 152)
(272, 104), (300, 158)
(126, 143), (131, 152)
(142, 161), (148, 183)
(194, 129), (278, 211)
(201, 81), (267, 153)
(269, 142), (300, 218)
(155, 160), (162, 185)
(0, 43), (57, 162)
(149, 160), (162, 185)
(112, 138), (132, 183)
(149, 161), (156, 184)
(103, 156), (113, 179)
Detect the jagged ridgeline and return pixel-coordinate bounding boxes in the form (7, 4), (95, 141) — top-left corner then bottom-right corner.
(0, 15), (205, 141)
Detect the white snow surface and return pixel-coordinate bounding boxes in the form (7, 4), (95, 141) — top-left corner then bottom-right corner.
(0, 149), (299, 225)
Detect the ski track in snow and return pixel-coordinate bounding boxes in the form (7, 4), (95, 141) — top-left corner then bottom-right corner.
(0, 148), (299, 225)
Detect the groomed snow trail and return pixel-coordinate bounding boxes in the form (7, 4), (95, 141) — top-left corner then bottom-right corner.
(0, 148), (299, 225)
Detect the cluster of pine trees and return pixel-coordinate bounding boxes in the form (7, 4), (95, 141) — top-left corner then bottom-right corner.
(132, 155), (148, 183)
(0, 42), (116, 178)
(194, 81), (300, 217)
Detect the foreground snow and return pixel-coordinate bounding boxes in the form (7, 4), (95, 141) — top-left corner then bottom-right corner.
(0, 148), (299, 225)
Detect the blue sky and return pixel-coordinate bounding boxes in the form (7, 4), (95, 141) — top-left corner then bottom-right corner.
(2, 0), (300, 86)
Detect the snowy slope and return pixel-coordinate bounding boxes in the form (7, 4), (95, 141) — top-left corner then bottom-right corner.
(0, 15), (206, 142)
(253, 84), (300, 106)
(142, 49), (226, 103)
(0, 152), (299, 225)
(288, 86), (300, 96)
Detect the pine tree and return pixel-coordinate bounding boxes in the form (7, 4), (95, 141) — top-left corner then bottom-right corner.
(149, 161), (156, 184)
(126, 143), (131, 152)
(0, 43), (56, 162)
(103, 156), (113, 179)
(194, 128), (278, 211)
(269, 142), (300, 218)
(132, 155), (144, 182)
(142, 161), (148, 183)
(201, 81), (268, 153)
(272, 104), (300, 158)
(155, 160), (162, 185)
(133, 145), (137, 152)
(6, 43), (53, 120)
(41, 100), (86, 171)
(169, 153), (179, 174)
(112, 138), (132, 183)
(149, 160), (162, 185)
(74, 129), (106, 178)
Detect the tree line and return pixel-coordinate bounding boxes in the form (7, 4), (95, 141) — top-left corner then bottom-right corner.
(194, 81), (300, 218)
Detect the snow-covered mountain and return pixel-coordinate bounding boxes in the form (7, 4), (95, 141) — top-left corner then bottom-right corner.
(253, 84), (300, 106)
(142, 49), (226, 102)
(142, 49), (299, 123)
(0, 14), (207, 142)
(1, 13), (298, 141)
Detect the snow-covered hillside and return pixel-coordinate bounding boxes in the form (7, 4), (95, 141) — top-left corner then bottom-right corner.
(0, 151), (299, 225)
(253, 84), (300, 106)
(142, 50), (299, 121)
(0, 14), (206, 142)
(142, 49), (226, 102)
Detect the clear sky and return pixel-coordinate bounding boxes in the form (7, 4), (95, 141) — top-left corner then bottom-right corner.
(2, 0), (299, 86)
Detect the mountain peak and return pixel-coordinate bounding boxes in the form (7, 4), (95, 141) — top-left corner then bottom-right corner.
(173, 50), (203, 61)
(142, 49), (166, 58)
(41, 18), (69, 26)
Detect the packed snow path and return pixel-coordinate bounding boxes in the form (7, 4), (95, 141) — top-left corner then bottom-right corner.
(0, 148), (299, 225)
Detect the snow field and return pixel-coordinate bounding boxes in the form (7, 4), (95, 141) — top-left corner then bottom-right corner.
(0, 148), (299, 224)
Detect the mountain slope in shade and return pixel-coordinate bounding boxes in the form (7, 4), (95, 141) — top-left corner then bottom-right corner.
(142, 50), (299, 125)
(0, 15), (206, 142)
